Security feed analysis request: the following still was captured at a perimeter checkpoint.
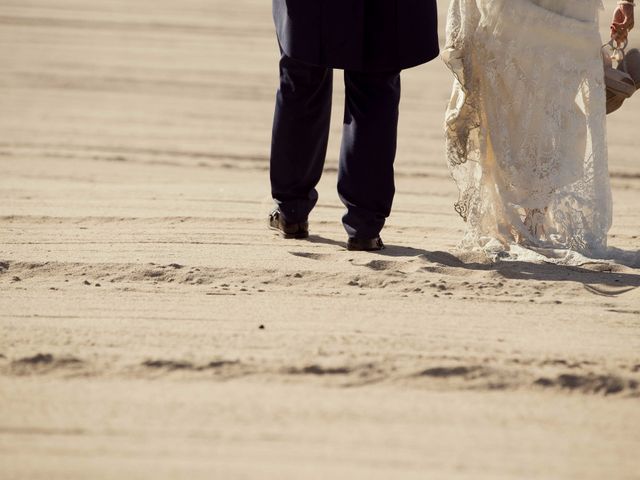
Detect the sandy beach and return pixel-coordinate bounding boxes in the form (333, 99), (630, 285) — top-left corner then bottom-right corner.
(1, 1), (639, 478)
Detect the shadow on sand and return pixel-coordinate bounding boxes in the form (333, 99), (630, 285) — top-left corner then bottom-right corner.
(385, 245), (640, 295)
(307, 235), (640, 295)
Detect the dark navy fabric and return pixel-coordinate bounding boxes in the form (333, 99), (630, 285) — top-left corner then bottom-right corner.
(269, 2), (439, 239)
(272, 0), (439, 72)
(337, 68), (401, 238)
(270, 54), (400, 238)
(270, 55), (334, 225)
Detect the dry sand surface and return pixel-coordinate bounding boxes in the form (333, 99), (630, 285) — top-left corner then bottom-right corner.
(1, 1), (640, 478)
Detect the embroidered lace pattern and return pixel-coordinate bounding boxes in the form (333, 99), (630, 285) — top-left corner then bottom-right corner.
(442, 0), (613, 263)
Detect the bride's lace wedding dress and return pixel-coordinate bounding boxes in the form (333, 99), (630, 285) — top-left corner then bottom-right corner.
(443, 0), (622, 264)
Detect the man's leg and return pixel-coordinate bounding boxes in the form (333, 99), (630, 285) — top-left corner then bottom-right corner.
(338, 69), (401, 240)
(270, 54), (333, 224)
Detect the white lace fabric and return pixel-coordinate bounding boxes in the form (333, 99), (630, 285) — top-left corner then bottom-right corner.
(443, 0), (614, 264)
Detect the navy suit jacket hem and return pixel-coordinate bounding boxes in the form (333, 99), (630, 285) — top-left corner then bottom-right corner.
(273, 0), (439, 73)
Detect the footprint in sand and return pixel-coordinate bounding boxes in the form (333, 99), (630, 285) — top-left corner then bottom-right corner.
(142, 359), (241, 372)
(9, 354), (84, 375)
(354, 259), (397, 271)
(418, 366), (485, 378)
(534, 373), (638, 395)
(288, 251), (332, 261)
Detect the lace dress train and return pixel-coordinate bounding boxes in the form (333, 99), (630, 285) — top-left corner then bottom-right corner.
(443, 0), (616, 264)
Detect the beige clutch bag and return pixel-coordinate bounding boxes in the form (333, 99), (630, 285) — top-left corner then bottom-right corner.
(603, 39), (640, 114)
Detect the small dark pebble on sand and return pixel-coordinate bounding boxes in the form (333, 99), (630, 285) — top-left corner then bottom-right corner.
(11, 276), (21, 282)
(259, 325), (265, 330)
(83, 280), (91, 285)
(95, 283), (101, 287)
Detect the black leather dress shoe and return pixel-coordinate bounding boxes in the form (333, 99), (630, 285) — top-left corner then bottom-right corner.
(347, 237), (385, 251)
(268, 209), (309, 239)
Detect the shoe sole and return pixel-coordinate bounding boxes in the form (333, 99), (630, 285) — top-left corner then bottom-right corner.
(269, 225), (309, 239)
(347, 244), (385, 252)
